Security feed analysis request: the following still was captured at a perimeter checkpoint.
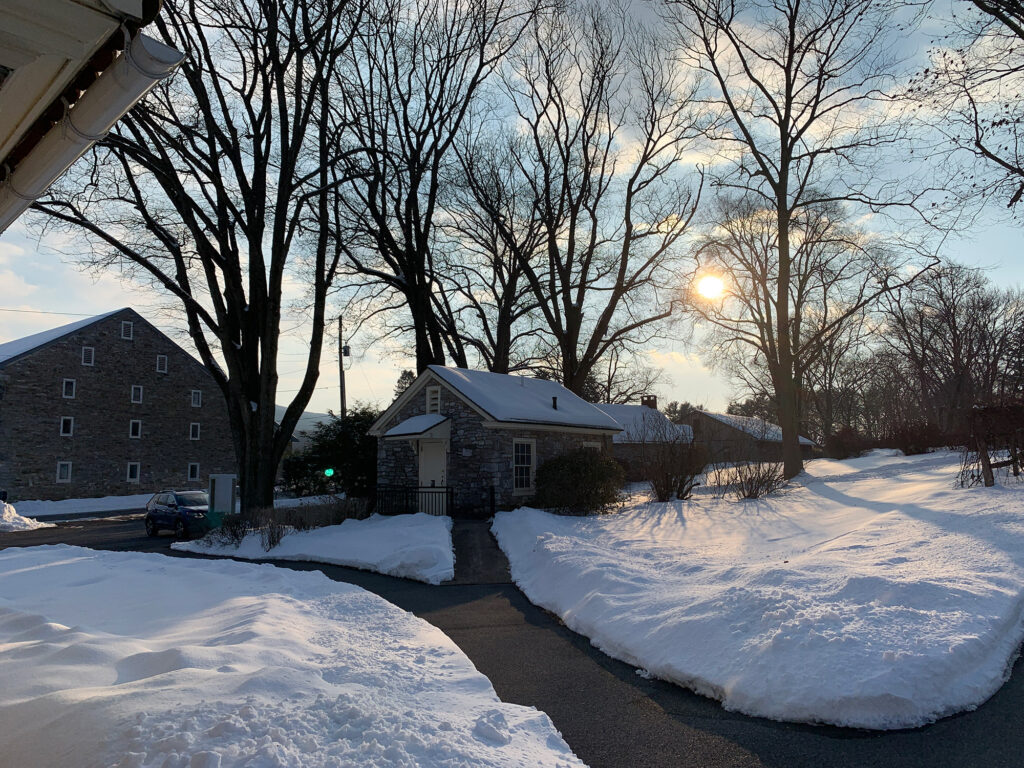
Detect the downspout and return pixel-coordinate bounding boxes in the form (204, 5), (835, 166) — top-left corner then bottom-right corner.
(0, 32), (183, 234)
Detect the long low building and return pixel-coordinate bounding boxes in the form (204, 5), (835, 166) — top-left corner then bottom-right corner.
(687, 410), (817, 463)
(0, 308), (235, 501)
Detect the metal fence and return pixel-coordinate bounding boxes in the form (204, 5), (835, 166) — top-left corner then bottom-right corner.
(376, 485), (454, 516)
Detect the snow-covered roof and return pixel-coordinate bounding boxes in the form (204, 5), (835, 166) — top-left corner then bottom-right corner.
(596, 404), (694, 444)
(0, 308), (124, 365)
(427, 366), (621, 431)
(701, 411), (816, 446)
(384, 414), (449, 437)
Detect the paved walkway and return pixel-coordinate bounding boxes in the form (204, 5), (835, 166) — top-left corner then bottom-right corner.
(4, 517), (1024, 766)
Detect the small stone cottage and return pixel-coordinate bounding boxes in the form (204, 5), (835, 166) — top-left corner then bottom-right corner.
(368, 366), (622, 515)
(596, 397), (694, 481)
(687, 410), (816, 463)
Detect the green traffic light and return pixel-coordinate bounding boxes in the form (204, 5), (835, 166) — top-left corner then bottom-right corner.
(324, 468), (335, 477)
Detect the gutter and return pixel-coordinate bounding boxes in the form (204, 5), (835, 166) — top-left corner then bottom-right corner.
(0, 31), (183, 234)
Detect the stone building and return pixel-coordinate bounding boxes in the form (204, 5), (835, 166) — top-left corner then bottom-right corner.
(596, 397), (694, 481)
(0, 308), (235, 501)
(368, 366), (622, 515)
(686, 410), (817, 463)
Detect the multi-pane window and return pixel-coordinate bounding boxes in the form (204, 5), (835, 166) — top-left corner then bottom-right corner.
(426, 386), (440, 414)
(131, 385), (143, 403)
(62, 378), (76, 398)
(60, 416), (74, 436)
(129, 420), (142, 439)
(190, 422), (201, 440)
(121, 320), (134, 339)
(156, 354), (167, 373)
(56, 462), (72, 483)
(188, 462), (200, 482)
(81, 346), (94, 366)
(513, 440), (535, 493)
(191, 389), (202, 408)
(126, 462), (141, 483)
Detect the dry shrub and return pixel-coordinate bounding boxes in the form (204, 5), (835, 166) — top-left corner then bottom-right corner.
(213, 514), (251, 548)
(648, 443), (708, 502)
(731, 461), (785, 500)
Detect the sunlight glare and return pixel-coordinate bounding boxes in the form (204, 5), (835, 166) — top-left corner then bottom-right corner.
(696, 275), (725, 300)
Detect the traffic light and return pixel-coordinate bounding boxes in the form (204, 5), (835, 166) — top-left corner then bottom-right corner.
(324, 468), (335, 478)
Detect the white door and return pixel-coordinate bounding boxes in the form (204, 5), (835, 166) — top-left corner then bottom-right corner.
(417, 440), (448, 514)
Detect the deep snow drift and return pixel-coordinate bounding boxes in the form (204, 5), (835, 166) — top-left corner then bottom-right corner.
(0, 502), (55, 532)
(173, 513), (455, 584)
(0, 546), (584, 767)
(493, 451), (1024, 729)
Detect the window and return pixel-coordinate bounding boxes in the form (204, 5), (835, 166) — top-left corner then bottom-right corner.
(131, 385), (143, 403)
(62, 379), (76, 399)
(513, 439), (536, 494)
(126, 462), (140, 483)
(190, 422), (201, 440)
(191, 389), (202, 408)
(156, 354), (167, 373)
(60, 416), (74, 436)
(188, 462), (200, 482)
(583, 441), (601, 451)
(121, 321), (134, 339)
(129, 419), (142, 439)
(81, 346), (94, 366)
(426, 386), (441, 414)
(56, 462), (72, 483)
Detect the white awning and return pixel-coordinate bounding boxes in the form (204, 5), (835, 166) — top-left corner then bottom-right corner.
(383, 414), (450, 440)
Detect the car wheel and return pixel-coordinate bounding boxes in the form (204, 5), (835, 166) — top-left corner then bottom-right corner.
(174, 519), (187, 540)
(145, 517), (158, 537)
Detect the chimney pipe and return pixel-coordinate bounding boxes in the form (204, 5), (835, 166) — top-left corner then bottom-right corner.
(552, 396), (558, 410)
(641, 395), (657, 410)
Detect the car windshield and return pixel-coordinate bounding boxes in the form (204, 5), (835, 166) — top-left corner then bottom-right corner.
(175, 492), (208, 506)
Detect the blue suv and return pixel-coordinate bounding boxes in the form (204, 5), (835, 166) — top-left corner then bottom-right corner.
(145, 490), (211, 539)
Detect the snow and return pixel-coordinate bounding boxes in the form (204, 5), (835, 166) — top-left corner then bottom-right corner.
(427, 365), (621, 431)
(0, 546), (585, 768)
(14, 492), (155, 519)
(173, 513), (455, 584)
(0, 502), (55, 532)
(700, 411), (816, 445)
(384, 413), (449, 437)
(596, 403), (693, 444)
(493, 451), (1024, 730)
(0, 309), (122, 364)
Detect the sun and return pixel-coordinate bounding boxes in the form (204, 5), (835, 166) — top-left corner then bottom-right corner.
(695, 275), (725, 300)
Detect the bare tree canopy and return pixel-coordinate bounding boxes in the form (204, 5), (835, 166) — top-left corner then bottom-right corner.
(31, 0), (363, 513)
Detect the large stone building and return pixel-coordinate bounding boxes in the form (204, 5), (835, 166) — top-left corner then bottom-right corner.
(368, 366), (622, 515)
(0, 308), (235, 501)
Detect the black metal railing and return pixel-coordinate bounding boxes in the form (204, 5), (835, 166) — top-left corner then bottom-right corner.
(376, 485), (454, 516)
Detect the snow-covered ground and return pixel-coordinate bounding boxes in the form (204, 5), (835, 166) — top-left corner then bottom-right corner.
(493, 450), (1024, 730)
(0, 502), (55, 532)
(18, 493), (345, 520)
(0, 546), (584, 767)
(174, 513), (455, 585)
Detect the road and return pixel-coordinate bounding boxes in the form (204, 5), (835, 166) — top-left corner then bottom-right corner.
(3, 517), (1024, 768)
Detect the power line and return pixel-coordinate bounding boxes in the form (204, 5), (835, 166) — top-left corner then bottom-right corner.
(0, 307), (96, 317)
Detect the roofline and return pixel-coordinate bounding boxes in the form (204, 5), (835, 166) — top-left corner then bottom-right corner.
(0, 307), (129, 368)
(368, 370), (493, 436)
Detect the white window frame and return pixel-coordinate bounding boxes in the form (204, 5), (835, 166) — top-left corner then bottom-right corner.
(62, 378), (76, 399)
(121, 320), (134, 340)
(131, 385), (143, 404)
(126, 462), (141, 483)
(56, 461), (72, 483)
(425, 385), (441, 414)
(81, 346), (94, 366)
(190, 422), (201, 440)
(191, 389), (202, 408)
(156, 354), (167, 373)
(129, 419), (142, 439)
(188, 462), (200, 482)
(583, 441), (601, 450)
(512, 438), (537, 495)
(60, 416), (74, 436)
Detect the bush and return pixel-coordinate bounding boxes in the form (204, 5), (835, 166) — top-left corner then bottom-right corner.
(535, 449), (625, 515)
(648, 443), (708, 502)
(280, 405), (380, 499)
(824, 427), (867, 460)
(731, 461), (785, 499)
(885, 421), (945, 456)
(208, 497), (371, 552)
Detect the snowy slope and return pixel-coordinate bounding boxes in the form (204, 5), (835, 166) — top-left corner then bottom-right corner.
(493, 451), (1024, 729)
(0, 546), (585, 767)
(0, 503), (55, 532)
(174, 513), (455, 584)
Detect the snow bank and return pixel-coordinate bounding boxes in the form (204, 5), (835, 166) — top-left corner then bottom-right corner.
(0, 502), (55, 532)
(0, 546), (584, 767)
(493, 451), (1024, 729)
(173, 513), (455, 584)
(19, 492), (345, 520)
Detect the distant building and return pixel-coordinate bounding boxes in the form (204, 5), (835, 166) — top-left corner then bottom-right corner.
(0, 308), (235, 501)
(596, 396), (694, 481)
(686, 410), (816, 463)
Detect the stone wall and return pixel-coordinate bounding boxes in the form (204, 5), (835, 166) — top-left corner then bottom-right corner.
(377, 376), (614, 514)
(0, 309), (236, 501)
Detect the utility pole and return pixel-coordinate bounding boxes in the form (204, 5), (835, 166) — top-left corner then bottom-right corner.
(338, 316), (347, 417)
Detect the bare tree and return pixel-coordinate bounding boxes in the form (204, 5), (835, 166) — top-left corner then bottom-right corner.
(32, 0), (363, 513)
(334, 0), (540, 373)
(671, 0), (939, 477)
